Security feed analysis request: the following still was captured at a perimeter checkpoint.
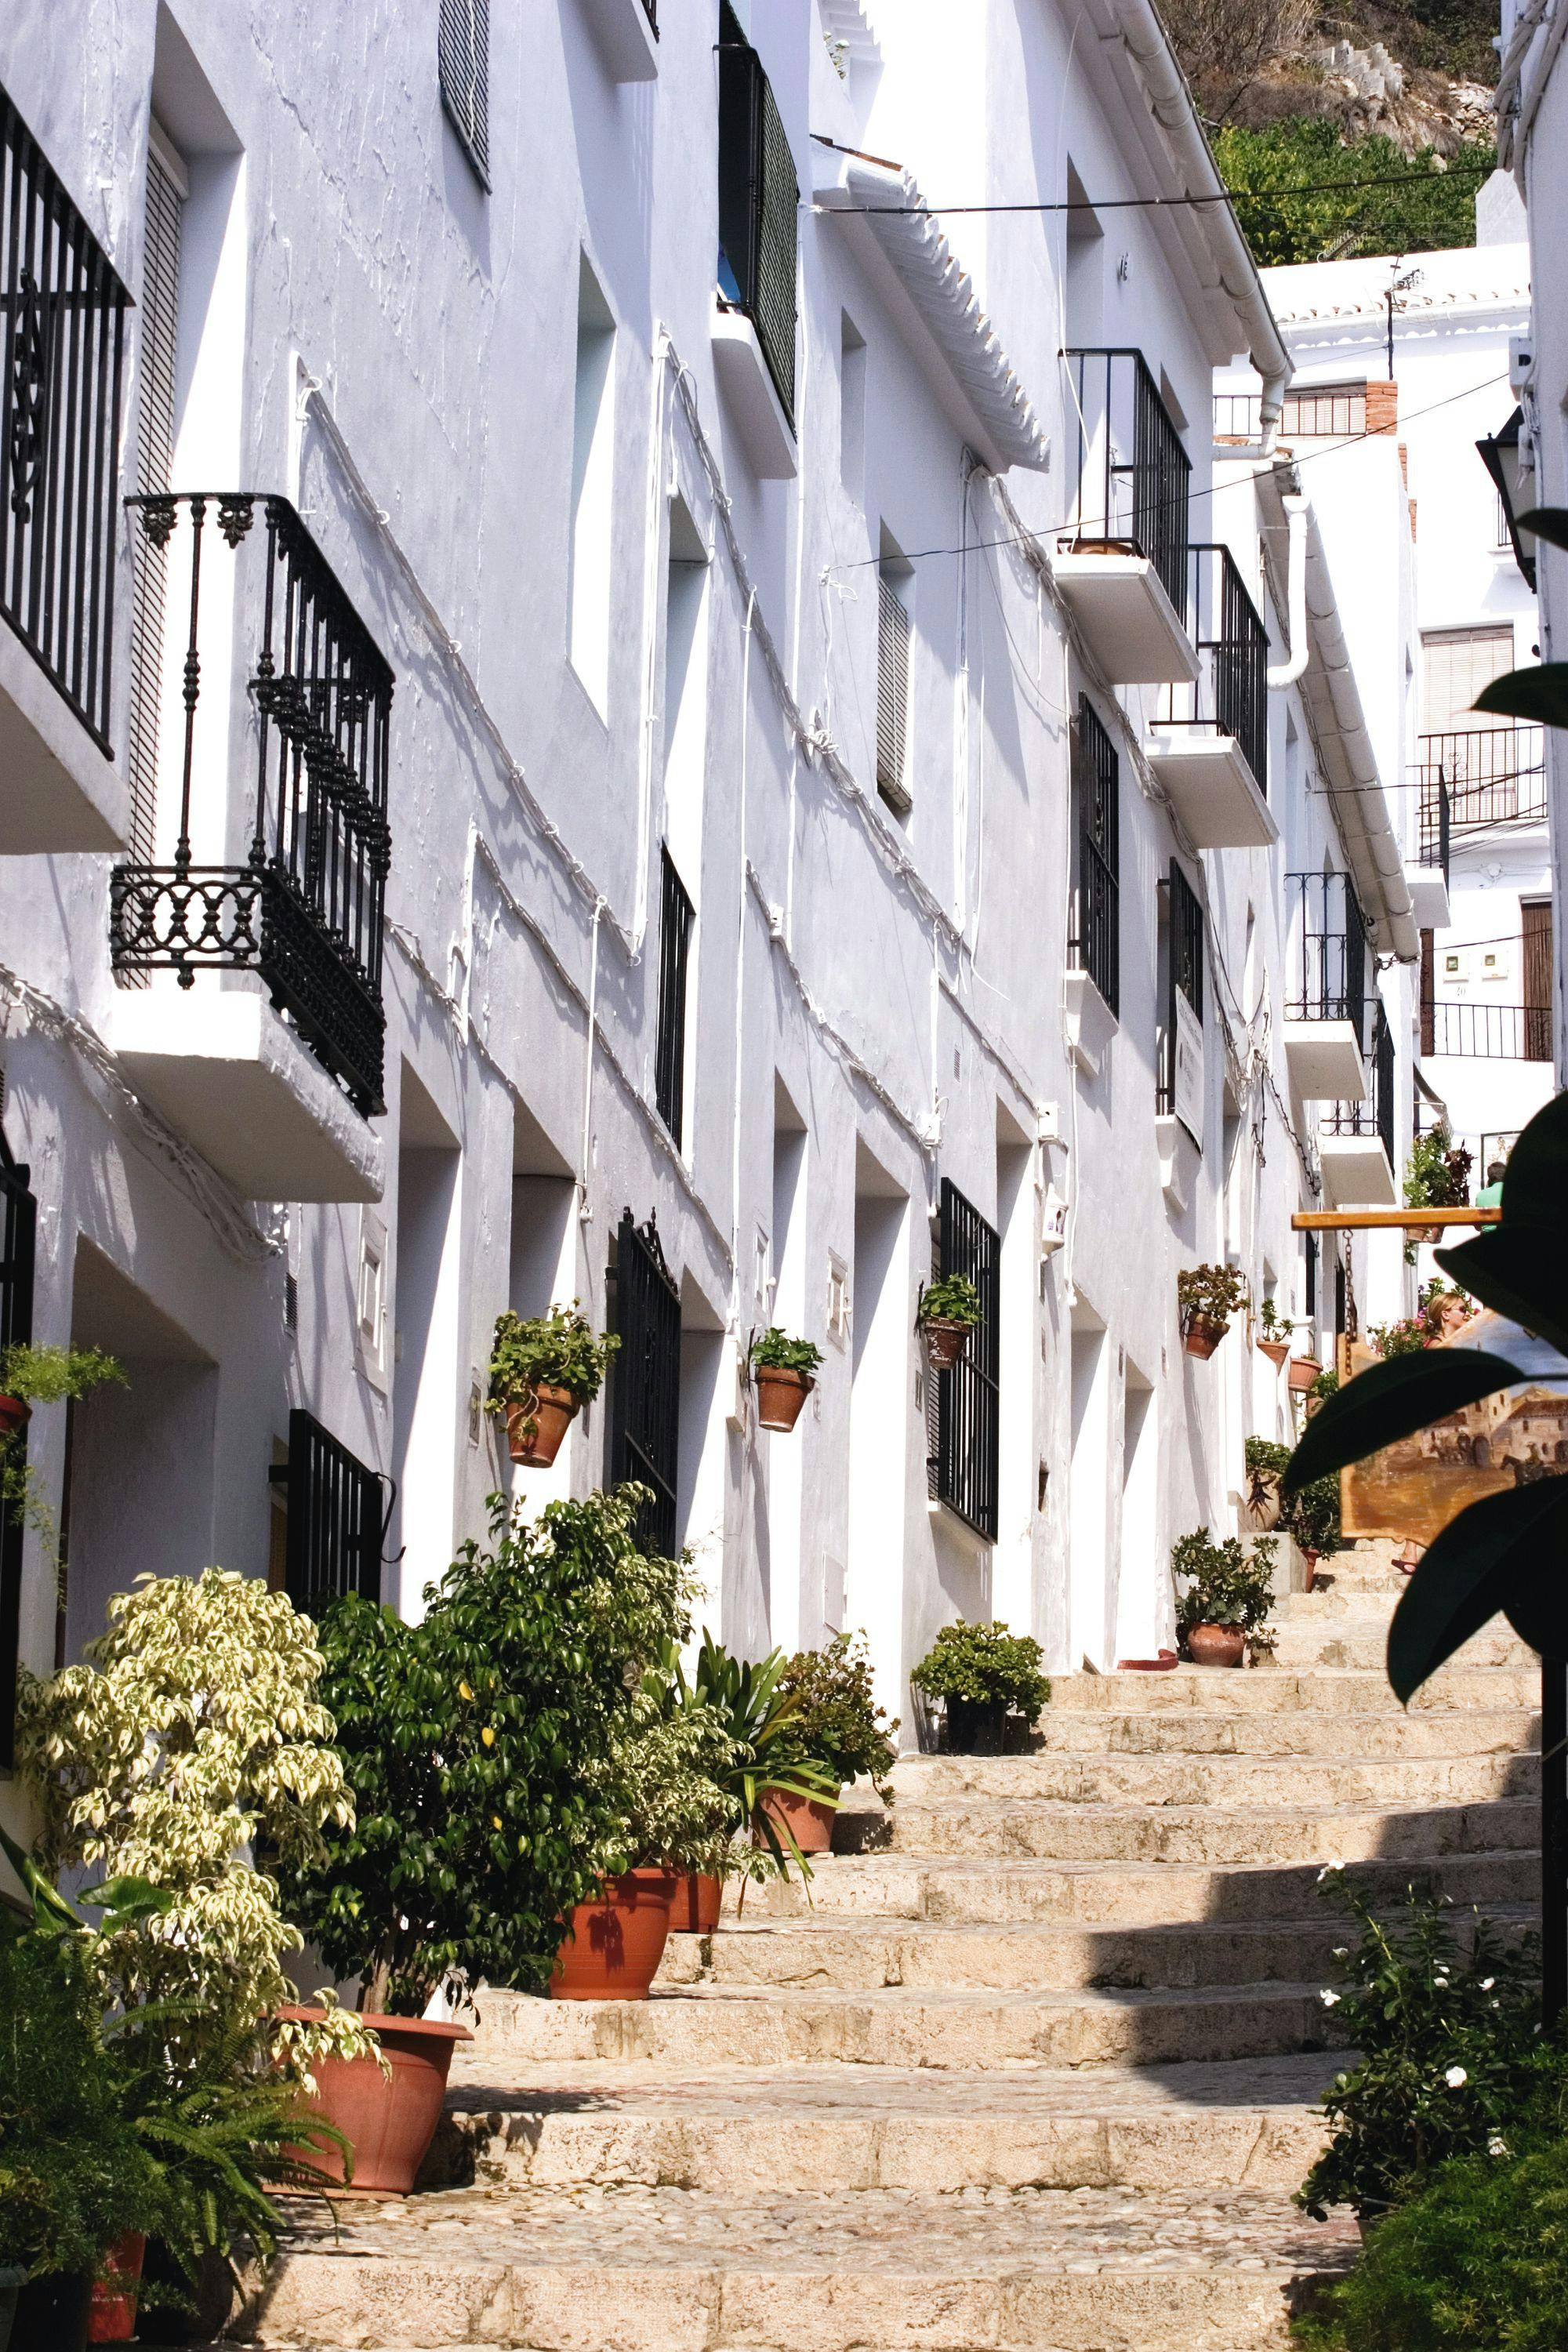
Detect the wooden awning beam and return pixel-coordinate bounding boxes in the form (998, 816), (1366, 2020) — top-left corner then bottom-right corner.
(1290, 1207), (1501, 1231)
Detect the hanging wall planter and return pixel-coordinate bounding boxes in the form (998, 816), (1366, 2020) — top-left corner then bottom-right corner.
(1258, 1338), (1290, 1370)
(484, 1305), (618, 1470)
(504, 1385), (578, 1467)
(749, 1331), (823, 1433)
(1181, 1312), (1229, 1360)
(1288, 1355), (1324, 1396)
(916, 1275), (982, 1374)
(1176, 1265), (1248, 1362)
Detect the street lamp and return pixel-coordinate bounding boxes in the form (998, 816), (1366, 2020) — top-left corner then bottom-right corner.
(1476, 405), (1538, 590)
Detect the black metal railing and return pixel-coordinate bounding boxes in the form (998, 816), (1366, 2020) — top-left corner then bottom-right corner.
(1, 83), (130, 753)
(1418, 770), (1450, 885)
(928, 1178), (999, 1543)
(108, 493), (393, 1117)
(655, 844), (692, 1145)
(1156, 858), (1205, 1122)
(1413, 726), (1547, 831)
(607, 1209), (681, 1557)
(1324, 1000), (1395, 1162)
(717, 2), (797, 423)
(1156, 543), (1268, 794)
(1213, 383), (1367, 442)
(274, 1408), (386, 1613)
(641, 0), (659, 27)
(0, 1121), (37, 1769)
(1429, 1000), (1552, 1062)
(1062, 349), (1191, 615)
(1287, 870), (1368, 1038)
(1069, 696), (1119, 1015)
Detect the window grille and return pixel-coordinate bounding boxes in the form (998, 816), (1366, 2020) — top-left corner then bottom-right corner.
(606, 1209), (681, 1556)
(655, 844), (692, 1145)
(439, 0), (491, 189)
(1157, 858), (1204, 1118)
(928, 1178), (1000, 1542)
(0, 1125), (38, 1766)
(717, 2), (798, 423)
(1287, 871), (1367, 1039)
(1062, 350), (1190, 616)
(277, 1410), (385, 1613)
(876, 572), (911, 813)
(1069, 696), (1119, 1016)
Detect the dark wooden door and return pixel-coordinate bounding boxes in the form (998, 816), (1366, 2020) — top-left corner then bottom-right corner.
(1522, 898), (1552, 1063)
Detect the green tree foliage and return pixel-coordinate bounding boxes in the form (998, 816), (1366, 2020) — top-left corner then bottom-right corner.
(1214, 117), (1495, 264)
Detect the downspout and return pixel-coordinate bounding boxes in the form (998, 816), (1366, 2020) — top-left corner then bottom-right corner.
(1266, 494), (1310, 688)
(1116, 0), (1291, 449)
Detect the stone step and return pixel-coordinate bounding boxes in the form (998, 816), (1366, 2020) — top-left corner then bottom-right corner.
(871, 1750), (1534, 1812)
(433, 2054), (1339, 2194)
(844, 1795), (1536, 1865)
(650, 1905), (1534, 1997)
(1302, 1558), (1406, 1593)
(258, 2184), (1358, 2351)
(470, 1978), (1352, 2071)
(1270, 1586), (1400, 1621)
(1032, 1707), (1538, 1758)
(1048, 1664), (1541, 1713)
(1263, 1624), (1536, 1671)
(747, 1845), (1539, 1926)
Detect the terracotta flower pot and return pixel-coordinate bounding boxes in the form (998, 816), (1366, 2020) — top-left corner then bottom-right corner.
(0, 1392), (30, 1443)
(9, 2272), (92, 2352)
(1287, 1356), (1323, 1395)
(1186, 1621), (1247, 1668)
(671, 1869), (723, 1934)
(760, 1787), (839, 1853)
(1244, 1470), (1283, 1532)
(1258, 1338), (1290, 1370)
(87, 2235), (145, 2343)
(550, 1867), (678, 2000)
(505, 1384), (578, 1467)
(920, 1316), (974, 1374)
(277, 2007), (473, 2195)
(754, 1364), (814, 1432)
(1116, 1649), (1180, 1671)
(1411, 1223), (1443, 1246)
(1181, 1312), (1229, 1360)
(945, 1695), (1012, 1754)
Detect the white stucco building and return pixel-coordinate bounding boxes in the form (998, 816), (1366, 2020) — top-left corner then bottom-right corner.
(0, 0), (1421, 1814)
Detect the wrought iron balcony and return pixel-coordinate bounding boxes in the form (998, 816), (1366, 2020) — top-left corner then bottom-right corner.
(1429, 1000), (1552, 1063)
(1412, 725), (1547, 833)
(1146, 543), (1270, 843)
(1418, 768), (1451, 884)
(1323, 1000), (1395, 1163)
(1287, 871), (1368, 1033)
(109, 492), (392, 1119)
(1, 82), (130, 832)
(1062, 350), (1191, 619)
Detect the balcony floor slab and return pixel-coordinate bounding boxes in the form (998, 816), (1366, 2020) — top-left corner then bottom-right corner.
(1051, 550), (1200, 687)
(1283, 1021), (1367, 1102)
(1318, 1134), (1396, 1209)
(1145, 729), (1276, 849)
(109, 985), (384, 1203)
(0, 625), (130, 854)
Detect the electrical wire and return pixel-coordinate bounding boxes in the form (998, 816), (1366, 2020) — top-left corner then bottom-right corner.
(809, 163), (1492, 216)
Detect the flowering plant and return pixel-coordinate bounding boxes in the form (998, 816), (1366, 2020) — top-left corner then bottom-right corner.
(1298, 1870), (1543, 2220)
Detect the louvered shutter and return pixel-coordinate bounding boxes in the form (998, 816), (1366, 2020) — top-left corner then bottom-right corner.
(1421, 626), (1514, 734)
(716, 4), (797, 423)
(439, 0), (491, 190)
(877, 575), (911, 813)
(126, 133), (184, 872)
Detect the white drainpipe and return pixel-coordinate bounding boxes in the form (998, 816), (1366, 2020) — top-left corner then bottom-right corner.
(1267, 495), (1311, 688)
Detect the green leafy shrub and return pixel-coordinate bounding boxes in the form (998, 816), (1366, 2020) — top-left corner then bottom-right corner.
(0, 1344), (125, 1406)
(280, 1485), (692, 2011)
(1308, 1366), (1340, 1403)
(910, 1621), (1050, 1718)
(1258, 1298), (1294, 1338)
(1214, 117), (1497, 267)
(485, 1305), (618, 1411)
(1298, 1871), (1543, 2222)
(1172, 1530), (1276, 1639)
(776, 1631), (900, 1801)
(918, 1275), (980, 1326)
(1178, 1263), (1248, 1323)
(1405, 1127), (1473, 1214)
(1292, 1470), (1342, 1555)
(750, 1329), (823, 1374)
(660, 1635), (840, 1871)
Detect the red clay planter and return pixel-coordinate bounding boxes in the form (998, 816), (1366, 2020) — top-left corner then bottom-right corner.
(550, 1868), (678, 1999)
(278, 2007), (472, 2195)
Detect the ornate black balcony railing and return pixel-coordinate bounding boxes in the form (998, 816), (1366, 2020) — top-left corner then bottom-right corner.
(1324, 1001), (1395, 1161)
(109, 493), (393, 1117)
(1413, 725), (1547, 831)
(1156, 543), (1268, 794)
(1, 82), (130, 752)
(1429, 1000), (1552, 1063)
(1418, 769), (1450, 885)
(1062, 349), (1191, 617)
(1287, 870), (1367, 1037)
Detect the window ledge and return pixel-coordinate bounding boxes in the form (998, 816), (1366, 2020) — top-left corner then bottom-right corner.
(1064, 968), (1118, 1078)
(1154, 1112), (1200, 1213)
(711, 299), (799, 479)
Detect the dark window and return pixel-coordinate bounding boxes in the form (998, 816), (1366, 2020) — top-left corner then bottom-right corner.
(1334, 1254), (1347, 1342)
(928, 1178), (1000, 1542)
(1287, 870), (1367, 1038)
(1157, 857), (1204, 1121)
(277, 1410), (385, 1613)
(1070, 696), (1119, 1016)
(606, 1209), (681, 1556)
(876, 570), (911, 814)
(0, 1123), (36, 1766)
(439, 0), (491, 189)
(1063, 349), (1190, 615)
(655, 844), (692, 1145)
(1305, 1228), (1318, 1321)
(717, 2), (798, 423)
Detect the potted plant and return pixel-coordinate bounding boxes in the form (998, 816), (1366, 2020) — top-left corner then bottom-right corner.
(1243, 1436), (1290, 1531)
(1172, 1530), (1276, 1667)
(749, 1330), (823, 1434)
(909, 1621), (1051, 1754)
(1403, 1123), (1473, 1245)
(916, 1275), (981, 1373)
(775, 1631), (899, 1837)
(484, 1305), (619, 1468)
(1254, 1299), (1293, 1370)
(1177, 1263), (1247, 1359)
(1288, 1350), (1325, 1396)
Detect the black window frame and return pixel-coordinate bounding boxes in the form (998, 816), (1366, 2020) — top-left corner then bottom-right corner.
(717, 1), (798, 424)
(927, 1178), (1000, 1543)
(1070, 695), (1120, 1018)
(605, 1209), (681, 1557)
(275, 1409), (386, 1614)
(1157, 857), (1204, 1126)
(655, 844), (693, 1146)
(0, 1120), (37, 1768)
(438, 0), (491, 191)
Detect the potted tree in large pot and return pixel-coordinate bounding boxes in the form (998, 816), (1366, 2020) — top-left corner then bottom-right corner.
(1178, 1265), (1247, 1360)
(749, 1330), (823, 1434)
(1172, 1530), (1277, 1668)
(910, 1621), (1051, 1754)
(485, 1305), (618, 1469)
(916, 1276), (981, 1374)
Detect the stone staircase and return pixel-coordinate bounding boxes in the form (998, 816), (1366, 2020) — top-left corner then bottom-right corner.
(254, 1544), (1541, 2352)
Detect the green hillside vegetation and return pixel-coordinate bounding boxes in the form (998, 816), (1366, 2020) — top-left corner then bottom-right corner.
(1214, 117), (1495, 264)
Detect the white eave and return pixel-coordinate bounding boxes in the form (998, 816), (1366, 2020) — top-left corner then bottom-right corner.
(814, 154), (1050, 474)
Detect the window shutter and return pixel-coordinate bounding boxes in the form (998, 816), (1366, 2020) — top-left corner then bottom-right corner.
(0, 1127), (37, 1768)
(716, 5), (797, 423)
(126, 136), (184, 871)
(1421, 626), (1513, 734)
(655, 845), (692, 1145)
(1070, 696), (1120, 1015)
(607, 1210), (681, 1558)
(281, 1410), (385, 1612)
(439, 0), (491, 190)
(877, 575), (911, 813)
